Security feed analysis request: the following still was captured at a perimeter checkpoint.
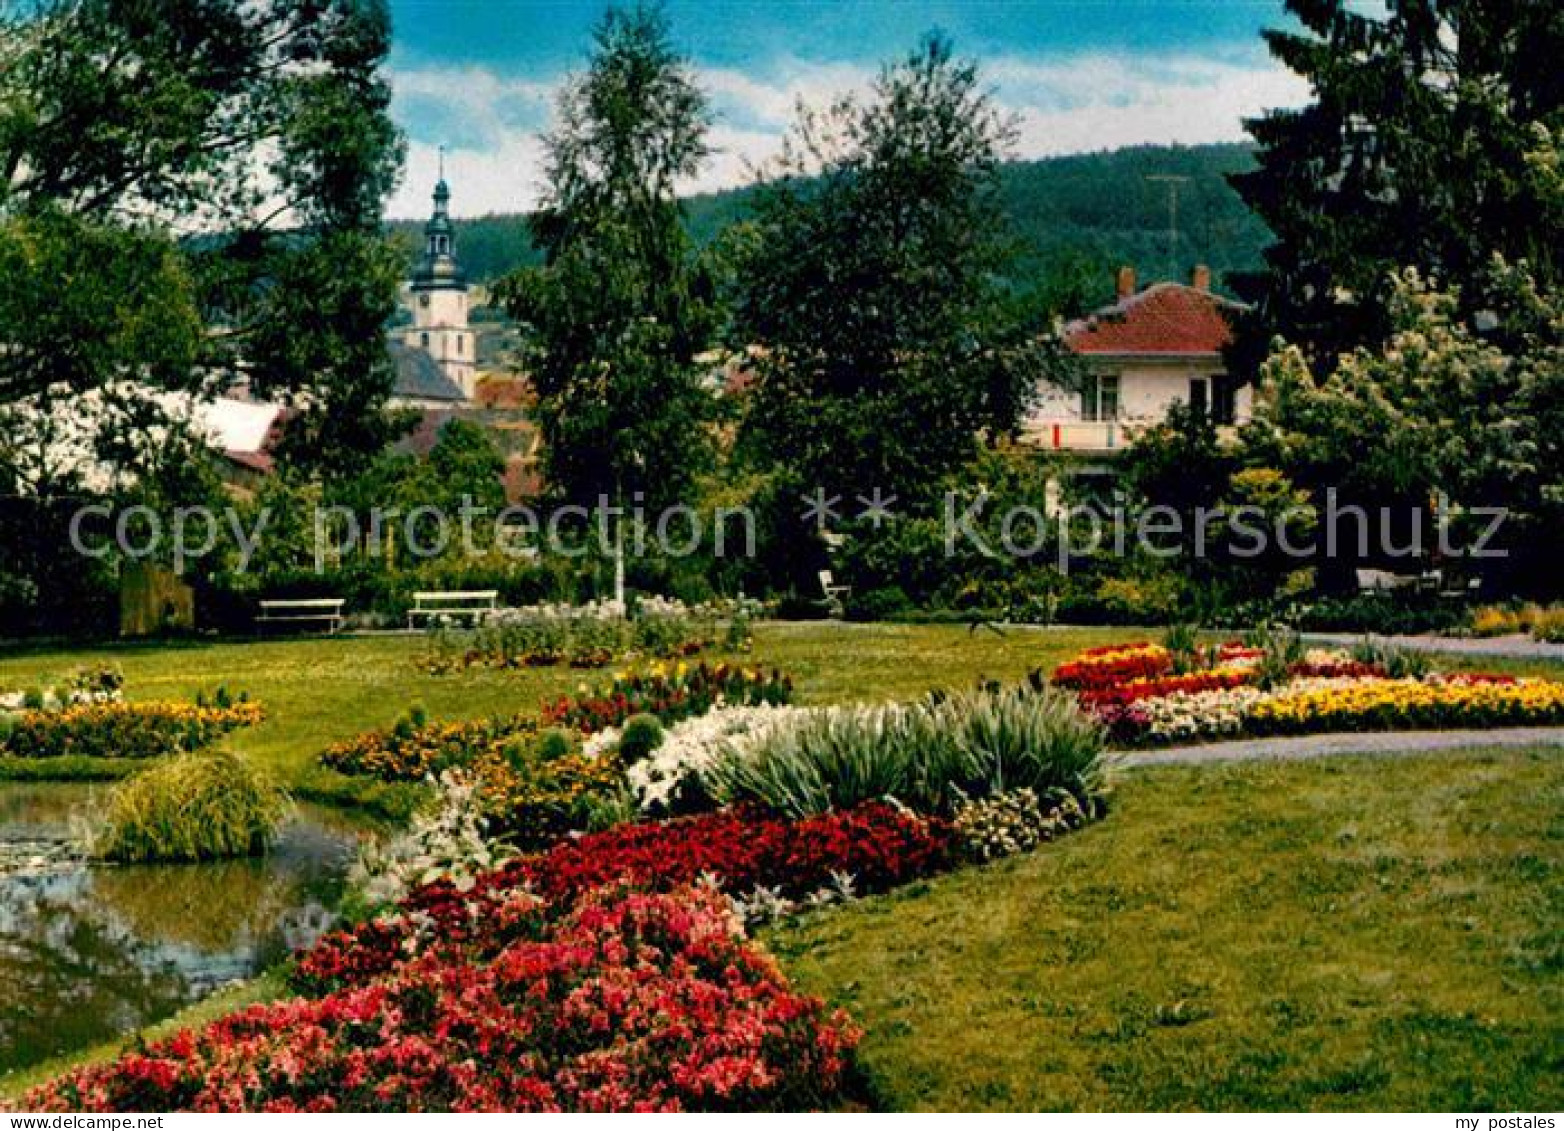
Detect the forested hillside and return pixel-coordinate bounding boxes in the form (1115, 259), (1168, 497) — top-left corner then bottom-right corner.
(391, 142), (1269, 311)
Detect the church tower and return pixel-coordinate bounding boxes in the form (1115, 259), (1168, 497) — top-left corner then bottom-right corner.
(405, 165), (476, 397)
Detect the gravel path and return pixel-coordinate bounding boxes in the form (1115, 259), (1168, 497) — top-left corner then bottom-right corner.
(1001, 624), (1564, 661)
(1303, 632), (1564, 661)
(1112, 726), (1564, 768)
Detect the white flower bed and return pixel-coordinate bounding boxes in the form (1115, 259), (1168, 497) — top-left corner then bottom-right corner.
(1134, 686), (1270, 742)
(592, 703), (813, 814)
(353, 772), (514, 907)
(0, 666), (124, 715)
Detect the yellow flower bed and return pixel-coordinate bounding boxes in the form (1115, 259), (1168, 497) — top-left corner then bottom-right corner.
(321, 716), (535, 781)
(320, 713), (625, 845)
(1, 700), (264, 759)
(470, 747), (625, 847)
(1248, 676), (1564, 735)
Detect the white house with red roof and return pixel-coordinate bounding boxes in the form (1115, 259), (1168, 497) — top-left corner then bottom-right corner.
(1024, 265), (1251, 453)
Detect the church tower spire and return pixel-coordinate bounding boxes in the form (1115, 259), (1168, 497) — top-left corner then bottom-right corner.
(405, 161), (475, 398)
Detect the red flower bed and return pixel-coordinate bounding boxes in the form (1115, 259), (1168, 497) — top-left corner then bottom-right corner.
(542, 664), (793, 734)
(23, 886), (859, 1113)
(1051, 644), (1171, 691)
(1287, 660), (1385, 680)
(1084, 700), (1153, 744)
(515, 800), (950, 905)
(1077, 669), (1252, 710)
(297, 802), (952, 996)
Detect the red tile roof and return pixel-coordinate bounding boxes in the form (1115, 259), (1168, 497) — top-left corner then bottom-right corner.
(474, 373), (535, 409)
(221, 448), (274, 474)
(1064, 282), (1244, 357)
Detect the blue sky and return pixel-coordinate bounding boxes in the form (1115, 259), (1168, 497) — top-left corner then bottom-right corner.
(384, 0), (1315, 218)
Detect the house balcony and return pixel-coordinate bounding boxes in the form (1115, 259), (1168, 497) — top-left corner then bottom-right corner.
(1020, 416), (1247, 453)
(1020, 419), (1143, 453)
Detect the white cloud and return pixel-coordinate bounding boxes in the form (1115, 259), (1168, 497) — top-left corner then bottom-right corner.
(994, 52), (1311, 156)
(385, 49), (1309, 219)
(392, 135), (549, 219)
(385, 65), (553, 218)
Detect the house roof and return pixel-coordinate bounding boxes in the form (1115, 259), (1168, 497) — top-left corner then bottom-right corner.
(473, 373), (534, 409)
(389, 340), (466, 403)
(1064, 282), (1245, 358)
(191, 395), (281, 453)
(220, 447), (275, 474)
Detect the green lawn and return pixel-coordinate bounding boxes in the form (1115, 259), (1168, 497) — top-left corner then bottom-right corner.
(2, 625), (1561, 1107)
(0, 623), (1139, 808)
(767, 746), (1564, 1111)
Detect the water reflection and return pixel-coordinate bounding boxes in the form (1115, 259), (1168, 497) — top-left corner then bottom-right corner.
(0, 784), (371, 1074)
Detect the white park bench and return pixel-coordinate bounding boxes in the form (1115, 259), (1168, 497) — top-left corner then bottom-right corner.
(407, 589), (499, 629)
(256, 597), (346, 635)
(817, 570), (851, 619)
(1356, 569), (1419, 592)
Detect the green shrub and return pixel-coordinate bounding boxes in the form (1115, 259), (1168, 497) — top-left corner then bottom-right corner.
(1095, 572), (1184, 623)
(1469, 602), (1564, 641)
(708, 686), (1104, 819)
(617, 714), (664, 765)
(534, 727), (576, 762)
(846, 586), (913, 622)
(1217, 592), (1467, 636)
(1522, 604), (1564, 643)
(89, 751), (292, 863)
(502, 727), (579, 775)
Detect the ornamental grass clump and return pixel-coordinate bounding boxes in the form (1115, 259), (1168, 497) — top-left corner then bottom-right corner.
(1247, 622), (1306, 689)
(708, 704), (925, 818)
(935, 685), (1106, 807)
(708, 686), (1105, 819)
(1349, 637), (1432, 678)
(89, 751), (292, 863)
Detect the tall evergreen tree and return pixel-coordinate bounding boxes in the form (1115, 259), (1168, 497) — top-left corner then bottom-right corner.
(500, 2), (717, 513)
(1230, 0), (1564, 376)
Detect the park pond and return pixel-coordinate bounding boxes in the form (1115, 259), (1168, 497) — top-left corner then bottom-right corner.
(0, 782), (375, 1076)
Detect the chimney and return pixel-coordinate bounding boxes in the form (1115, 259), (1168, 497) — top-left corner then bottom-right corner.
(1116, 266), (1136, 300)
(1190, 264), (1211, 292)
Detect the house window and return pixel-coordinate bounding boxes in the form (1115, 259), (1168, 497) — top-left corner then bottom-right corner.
(1212, 376), (1237, 425)
(420, 332), (429, 348)
(1189, 377), (1210, 418)
(1081, 374), (1120, 422)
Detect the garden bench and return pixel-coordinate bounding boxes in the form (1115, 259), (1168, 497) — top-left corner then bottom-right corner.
(407, 589), (499, 629)
(1355, 569), (1419, 592)
(255, 597), (346, 635)
(817, 570), (851, 619)
(1440, 576), (1483, 599)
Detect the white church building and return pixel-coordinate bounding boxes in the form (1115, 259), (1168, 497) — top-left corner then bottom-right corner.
(398, 172), (476, 400)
